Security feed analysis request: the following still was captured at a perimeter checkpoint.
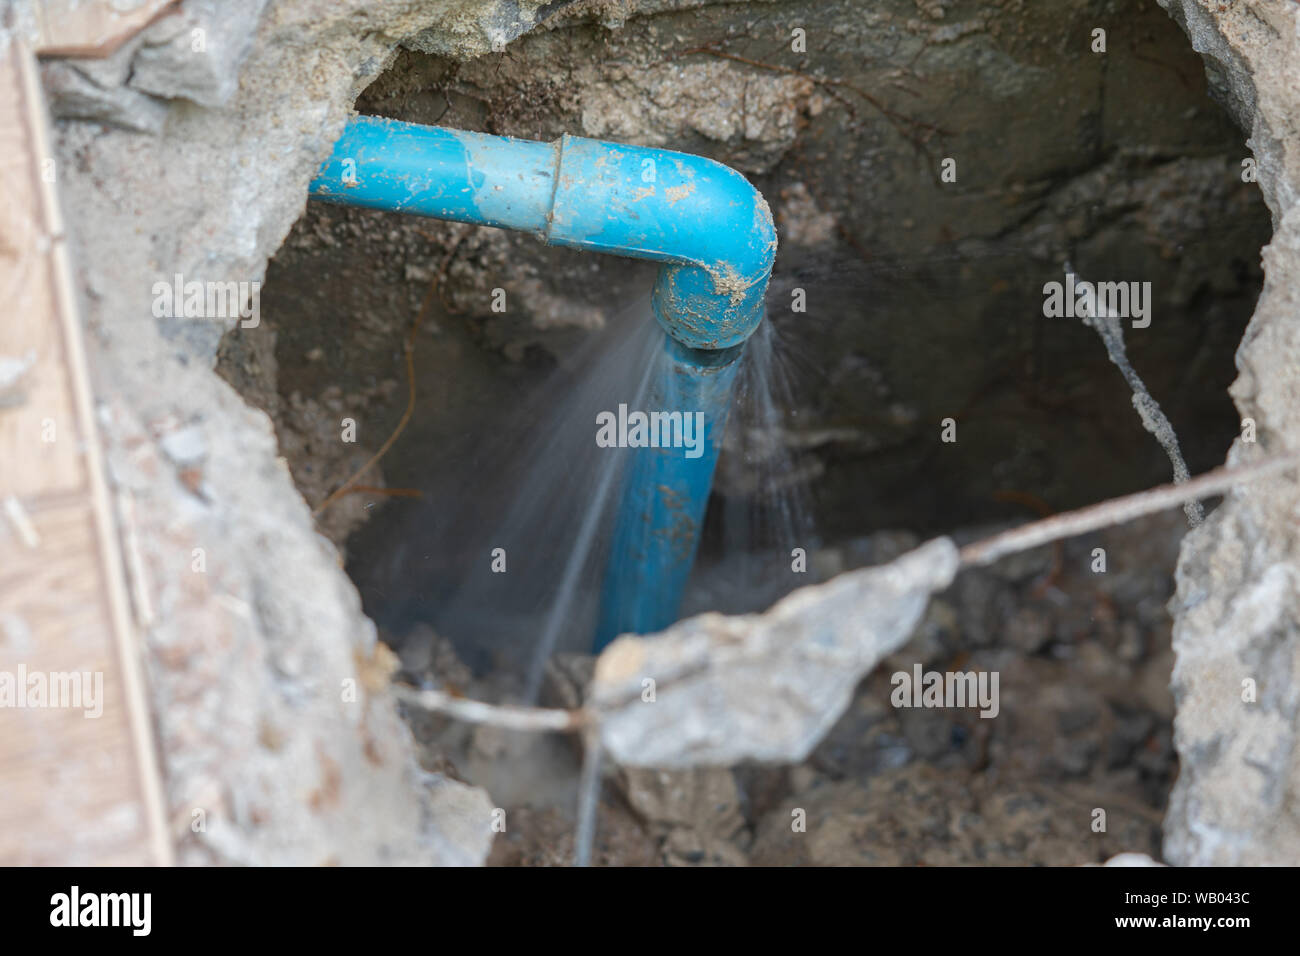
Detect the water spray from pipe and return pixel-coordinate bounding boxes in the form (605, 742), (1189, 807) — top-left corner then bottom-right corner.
(310, 116), (777, 652)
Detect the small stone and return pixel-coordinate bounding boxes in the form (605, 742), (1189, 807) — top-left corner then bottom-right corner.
(160, 425), (207, 466)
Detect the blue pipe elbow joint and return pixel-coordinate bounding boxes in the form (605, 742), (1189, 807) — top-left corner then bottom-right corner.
(546, 134), (777, 351)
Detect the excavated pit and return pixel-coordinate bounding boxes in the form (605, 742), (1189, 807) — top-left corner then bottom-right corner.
(213, 0), (1272, 864)
(14, 0), (1295, 870)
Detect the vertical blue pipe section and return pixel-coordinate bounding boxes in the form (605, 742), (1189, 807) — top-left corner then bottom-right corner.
(309, 117), (776, 653)
(593, 339), (742, 650)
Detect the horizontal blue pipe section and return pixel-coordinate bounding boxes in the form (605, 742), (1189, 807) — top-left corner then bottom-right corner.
(309, 116), (776, 652)
(310, 117), (776, 350)
(311, 116), (558, 233)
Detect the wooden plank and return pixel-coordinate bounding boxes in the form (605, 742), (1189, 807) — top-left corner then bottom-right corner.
(0, 499), (153, 864)
(0, 43), (84, 500)
(0, 38), (171, 866)
(30, 1), (178, 58)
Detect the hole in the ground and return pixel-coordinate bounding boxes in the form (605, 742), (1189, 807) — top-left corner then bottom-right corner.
(217, 1), (1269, 865)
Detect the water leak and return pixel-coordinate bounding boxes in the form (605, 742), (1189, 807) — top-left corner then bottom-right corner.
(348, 289), (823, 699)
(377, 298), (661, 687)
(684, 317), (819, 617)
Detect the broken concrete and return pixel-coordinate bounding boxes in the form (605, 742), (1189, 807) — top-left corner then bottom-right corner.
(1159, 0), (1300, 867)
(592, 537), (960, 767)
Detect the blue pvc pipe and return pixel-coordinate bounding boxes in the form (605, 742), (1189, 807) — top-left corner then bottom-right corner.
(312, 119), (557, 232)
(309, 116), (776, 650)
(546, 134), (776, 350)
(592, 339), (742, 648)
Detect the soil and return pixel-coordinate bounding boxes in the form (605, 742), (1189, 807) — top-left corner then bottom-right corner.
(400, 510), (1179, 865)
